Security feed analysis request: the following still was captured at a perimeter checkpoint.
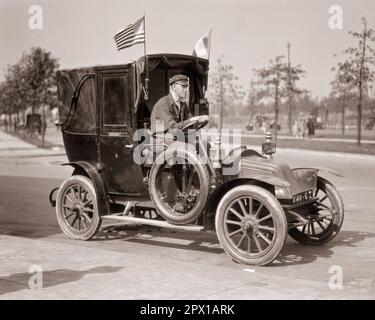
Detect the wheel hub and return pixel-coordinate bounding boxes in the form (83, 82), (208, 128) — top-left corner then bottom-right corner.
(241, 216), (258, 234)
(72, 202), (84, 216)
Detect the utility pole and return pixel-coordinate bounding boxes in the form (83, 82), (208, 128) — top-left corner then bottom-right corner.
(357, 18), (367, 145)
(287, 41), (293, 134)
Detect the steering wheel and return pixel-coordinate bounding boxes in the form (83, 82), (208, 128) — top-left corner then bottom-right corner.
(180, 119), (208, 131)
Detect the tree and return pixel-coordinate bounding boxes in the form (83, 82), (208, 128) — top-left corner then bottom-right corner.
(208, 57), (245, 129)
(253, 55), (286, 138)
(285, 60), (307, 134)
(0, 81), (14, 129)
(22, 47), (59, 116)
(334, 17), (375, 145)
(330, 62), (356, 135)
(0, 47), (60, 145)
(4, 62), (29, 125)
(253, 55), (306, 138)
(246, 79), (259, 125)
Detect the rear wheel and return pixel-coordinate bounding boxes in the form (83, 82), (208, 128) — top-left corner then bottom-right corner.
(288, 176), (344, 245)
(56, 175), (101, 240)
(215, 185), (287, 266)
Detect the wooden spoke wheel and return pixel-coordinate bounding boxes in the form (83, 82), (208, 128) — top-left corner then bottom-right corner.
(215, 185), (287, 266)
(288, 176), (344, 245)
(56, 175), (101, 240)
(149, 148), (210, 225)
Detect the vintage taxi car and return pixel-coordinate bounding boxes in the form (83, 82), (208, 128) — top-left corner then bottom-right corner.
(50, 53), (344, 266)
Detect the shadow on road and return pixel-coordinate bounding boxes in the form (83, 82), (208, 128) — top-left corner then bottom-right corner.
(273, 230), (375, 267)
(92, 225), (375, 266)
(94, 224), (224, 254)
(0, 266), (123, 296)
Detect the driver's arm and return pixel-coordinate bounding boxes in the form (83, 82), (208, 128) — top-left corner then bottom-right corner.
(152, 104), (192, 132)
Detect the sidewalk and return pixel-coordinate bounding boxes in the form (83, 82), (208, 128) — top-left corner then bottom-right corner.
(1, 127), (375, 160)
(236, 131), (375, 145)
(0, 129), (65, 159)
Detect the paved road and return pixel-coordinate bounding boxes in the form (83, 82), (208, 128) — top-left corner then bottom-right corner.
(0, 133), (374, 299)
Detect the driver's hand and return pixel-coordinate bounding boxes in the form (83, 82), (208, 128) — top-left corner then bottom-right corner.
(190, 115), (209, 123)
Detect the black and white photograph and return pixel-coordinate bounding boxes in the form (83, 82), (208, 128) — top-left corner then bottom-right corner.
(0, 0), (374, 302)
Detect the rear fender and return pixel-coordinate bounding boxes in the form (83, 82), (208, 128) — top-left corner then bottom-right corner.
(62, 161), (111, 216)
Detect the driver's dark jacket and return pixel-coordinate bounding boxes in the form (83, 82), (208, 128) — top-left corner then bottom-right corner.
(150, 93), (192, 134)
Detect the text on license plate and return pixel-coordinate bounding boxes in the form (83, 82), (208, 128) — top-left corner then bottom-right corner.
(293, 189), (314, 204)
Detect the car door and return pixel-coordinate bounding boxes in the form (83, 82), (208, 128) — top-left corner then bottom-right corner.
(97, 67), (147, 196)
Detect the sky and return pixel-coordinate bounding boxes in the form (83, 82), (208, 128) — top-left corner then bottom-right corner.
(0, 0), (374, 98)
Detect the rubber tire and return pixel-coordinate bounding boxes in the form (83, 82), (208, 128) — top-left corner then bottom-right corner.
(149, 147), (210, 225)
(215, 185), (288, 266)
(288, 176), (344, 245)
(56, 175), (101, 240)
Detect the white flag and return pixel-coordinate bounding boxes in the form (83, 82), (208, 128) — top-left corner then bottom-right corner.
(192, 30), (212, 59)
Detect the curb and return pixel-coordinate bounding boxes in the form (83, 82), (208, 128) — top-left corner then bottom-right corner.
(245, 144), (375, 160)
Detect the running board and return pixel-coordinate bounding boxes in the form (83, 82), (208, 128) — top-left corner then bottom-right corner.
(101, 215), (205, 232)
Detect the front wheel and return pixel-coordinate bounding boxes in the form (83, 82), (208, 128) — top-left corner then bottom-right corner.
(288, 176), (344, 245)
(149, 147), (210, 225)
(215, 185), (287, 266)
(56, 175), (101, 240)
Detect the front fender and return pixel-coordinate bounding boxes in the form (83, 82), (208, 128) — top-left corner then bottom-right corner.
(234, 172), (291, 188)
(62, 161), (111, 216)
(294, 166), (344, 178)
(223, 153), (292, 188)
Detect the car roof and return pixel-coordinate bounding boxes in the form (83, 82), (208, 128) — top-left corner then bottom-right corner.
(59, 53), (208, 73)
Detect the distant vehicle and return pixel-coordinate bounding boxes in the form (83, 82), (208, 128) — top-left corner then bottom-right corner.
(17, 113), (42, 134)
(245, 122), (253, 131)
(270, 120), (281, 131)
(251, 115), (281, 132)
(365, 117), (375, 130)
(314, 121), (325, 129)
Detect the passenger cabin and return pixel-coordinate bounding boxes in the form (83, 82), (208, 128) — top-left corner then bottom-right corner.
(56, 54), (209, 198)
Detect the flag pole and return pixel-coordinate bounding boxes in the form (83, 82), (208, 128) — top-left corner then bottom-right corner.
(208, 28), (212, 61)
(143, 13), (149, 101)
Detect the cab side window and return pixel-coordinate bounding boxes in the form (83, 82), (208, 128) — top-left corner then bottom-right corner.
(102, 75), (131, 127)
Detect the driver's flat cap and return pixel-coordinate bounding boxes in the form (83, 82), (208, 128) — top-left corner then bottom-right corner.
(169, 74), (189, 85)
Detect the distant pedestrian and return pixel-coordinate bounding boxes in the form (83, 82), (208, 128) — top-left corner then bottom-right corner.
(307, 115), (315, 137)
(297, 113), (306, 139)
(293, 120), (300, 139)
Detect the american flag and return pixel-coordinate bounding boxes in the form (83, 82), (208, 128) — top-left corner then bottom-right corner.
(114, 16), (145, 51)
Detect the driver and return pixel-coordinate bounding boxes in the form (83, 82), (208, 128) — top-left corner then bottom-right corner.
(150, 74), (208, 134)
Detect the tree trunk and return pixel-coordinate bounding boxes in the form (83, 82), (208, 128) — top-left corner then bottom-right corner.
(274, 84), (279, 139)
(357, 93), (362, 145)
(341, 95), (346, 135)
(16, 112), (20, 133)
(42, 104), (46, 148)
(8, 113), (12, 131)
(288, 97), (293, 134)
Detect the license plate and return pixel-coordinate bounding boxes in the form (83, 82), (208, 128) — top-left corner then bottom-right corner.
(293, 189), (314, 204)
